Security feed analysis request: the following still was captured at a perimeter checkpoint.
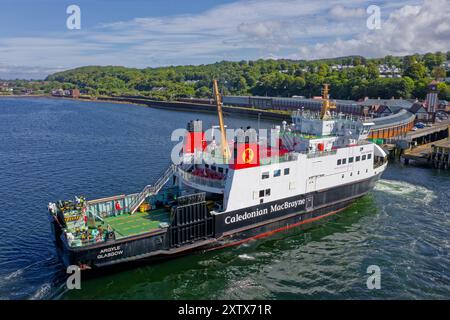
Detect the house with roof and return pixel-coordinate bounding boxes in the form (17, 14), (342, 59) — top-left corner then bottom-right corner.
(409, 102), (429, 122)
(359, 97), (413, 117)
(372, 105), (403, 117)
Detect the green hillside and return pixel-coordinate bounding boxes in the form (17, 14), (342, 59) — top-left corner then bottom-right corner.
(44, 51), (450, 101)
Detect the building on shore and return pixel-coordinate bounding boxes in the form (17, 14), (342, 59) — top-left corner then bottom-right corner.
(409, 103), (430, 122)
(222, 95), (362, 115)
(51, 88), (80, 98)
(425, 81), (441, 113)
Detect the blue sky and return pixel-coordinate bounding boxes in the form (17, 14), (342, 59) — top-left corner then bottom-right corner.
(0, 0), (448, 79)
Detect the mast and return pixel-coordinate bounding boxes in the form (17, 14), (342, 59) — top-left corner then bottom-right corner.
(213, 79), (230, 162)
(319, 84), (336, 120)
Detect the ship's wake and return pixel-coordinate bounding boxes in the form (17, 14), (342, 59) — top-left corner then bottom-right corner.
(0, 256), (64, 300)
(374, 179), (436, 205)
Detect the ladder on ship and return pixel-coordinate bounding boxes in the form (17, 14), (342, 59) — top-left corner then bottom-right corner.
(128, 164), (176, 214)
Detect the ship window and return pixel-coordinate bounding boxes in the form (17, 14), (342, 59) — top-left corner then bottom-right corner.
(368, 154), (372, 160)
(284, 168), (290, 175)
(350, 172), (353, 176)
(362, 155), (366, 161)
(218, 167), (224, 173)
(259, 190), (265, 197)
(358, 171), (360, 175)
(342, 174), (344, 179)
(260, 199), (264, 204)
(342, 158), (347, 164)
(265, 189), (271, 196)
(356, 156), (360, 162)
(349, 157), (354, 163)
(212, 165), (217, 171)
(337, 159), (342, 165)
(205, 164), (209, 168)
(262, 172), (269, 179)
(274, 169), (281, 177)
(366, 169), (368, 173)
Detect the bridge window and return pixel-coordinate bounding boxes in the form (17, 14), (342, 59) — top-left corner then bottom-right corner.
(262, 172), (269, 179)
(349, 157), (354, 163)
(265, 189), (271, 196)
(368, 154), (372, 160)
(342, 158), (347, 164)
(284, 168), (290, 175)
(259, 190), (265, 197)
(362, 155), (366, 161)
(274, 169), (281, 177)
(337, 159), (342, 165)
(356, 156), (360, 162)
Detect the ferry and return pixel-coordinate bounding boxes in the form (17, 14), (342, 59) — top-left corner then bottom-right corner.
(48, 82), (388, 270)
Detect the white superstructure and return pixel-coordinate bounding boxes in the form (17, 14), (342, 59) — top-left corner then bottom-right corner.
(175, 84), (388, 216)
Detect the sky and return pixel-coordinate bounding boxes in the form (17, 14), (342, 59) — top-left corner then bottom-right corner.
(0, 0), (448, 79)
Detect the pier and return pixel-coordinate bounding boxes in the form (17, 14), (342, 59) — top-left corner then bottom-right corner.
(401, 137), (450, 169)
(382, 118), (450, 168)
(404, 120), (450, 145)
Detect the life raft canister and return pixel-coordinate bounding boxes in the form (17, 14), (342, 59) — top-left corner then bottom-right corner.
(115, 202), (122, 211)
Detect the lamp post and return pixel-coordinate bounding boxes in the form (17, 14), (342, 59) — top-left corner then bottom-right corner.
(258, 112), (261, 132)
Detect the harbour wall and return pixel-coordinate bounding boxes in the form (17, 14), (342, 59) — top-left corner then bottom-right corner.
(93, 96), (291, 121)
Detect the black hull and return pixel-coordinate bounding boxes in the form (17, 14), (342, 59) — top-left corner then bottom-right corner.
(53, 173), (381, 271)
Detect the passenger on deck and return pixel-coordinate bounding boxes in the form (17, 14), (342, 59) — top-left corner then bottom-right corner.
(115, 201), (123, 215)
(66, 232), (75, 244)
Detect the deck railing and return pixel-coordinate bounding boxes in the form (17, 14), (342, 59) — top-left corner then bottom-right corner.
(177, 168), (226, 189)
(306, 149), (337, 158)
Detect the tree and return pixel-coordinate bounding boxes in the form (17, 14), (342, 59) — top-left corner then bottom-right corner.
(367, 62), (379, 80)
(432, 67), (446, 80)
(423, 53), (437, 71)
(437, 83), (450, 100)
(317, 64), (329, 77)
(236, 76), (248, 92)
(404, 62), (427, 80)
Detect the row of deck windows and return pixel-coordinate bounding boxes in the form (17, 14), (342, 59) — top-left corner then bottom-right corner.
(204, 164), (228, 174)
(262, 168), (290, 179)
(337, 153), (372, 166)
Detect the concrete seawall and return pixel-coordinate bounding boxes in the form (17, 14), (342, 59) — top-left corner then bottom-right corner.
(94, 96), (291, 121)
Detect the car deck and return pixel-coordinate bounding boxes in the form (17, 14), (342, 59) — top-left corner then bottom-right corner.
(100, 208), (171, 238)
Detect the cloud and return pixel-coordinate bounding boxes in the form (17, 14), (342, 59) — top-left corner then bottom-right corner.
(0, 0), (447, 79)
(297, 0), (450, 59)
(0, 64), (65, 80)
(238, 22), (278, 39)
(329, 5), (365, 19)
